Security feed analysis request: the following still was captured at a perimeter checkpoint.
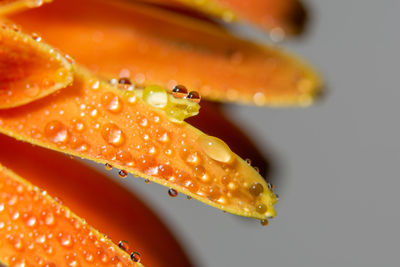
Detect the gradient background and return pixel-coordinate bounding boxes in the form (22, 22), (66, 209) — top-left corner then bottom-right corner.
(88, 0), (400, 266)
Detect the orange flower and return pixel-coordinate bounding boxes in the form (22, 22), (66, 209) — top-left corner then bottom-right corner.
(0, 0), (321, 265)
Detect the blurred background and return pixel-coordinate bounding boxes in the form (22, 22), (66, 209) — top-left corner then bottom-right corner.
(83, 0), (400, 266)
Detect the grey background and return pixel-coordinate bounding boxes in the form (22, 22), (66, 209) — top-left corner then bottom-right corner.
(88, 0), (400, 266)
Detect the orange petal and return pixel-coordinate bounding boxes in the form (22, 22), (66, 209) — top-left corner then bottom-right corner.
(0, 0), (51, 15)
(144, 0), (307, 35)
(0, 26), (278, 220)
(9, 0), (321, 106)
(0, 164), (142, 266)
(0, 134), (192, 267)
(0, 22), (73, 109)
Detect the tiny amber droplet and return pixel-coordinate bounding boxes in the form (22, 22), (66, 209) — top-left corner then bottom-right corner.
(186, 91), (201, 103)
(118, 170), (128, 178)
(118, 77), (131, 85)
(168, 188), (178, 197)
(172, 85), (188, 99)
(260, 219), (269, 226)
(256, 203), (267, 214)
(104, 163), (112, 170)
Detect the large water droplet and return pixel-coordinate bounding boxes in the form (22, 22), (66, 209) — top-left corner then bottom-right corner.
(143, 85), (168, 108)
(198, 135), (233, 163)
(101, 123), (125, 147)
(44, 121), (69, 144)
(102, 92), (123, 113)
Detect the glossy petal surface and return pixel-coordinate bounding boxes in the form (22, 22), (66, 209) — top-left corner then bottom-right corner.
(0, 26), (278, 219)
(9, 0), (320, 106)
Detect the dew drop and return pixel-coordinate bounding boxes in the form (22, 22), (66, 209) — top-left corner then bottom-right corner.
(198, 135), (233, 163)
(172, 85), (188, 99)
(102, 92), (123, 113)
(31, 32), (42, 42)
(26, 216), (36, 227)
(256, 203), (267, 214)
(44, 121), (69, 144)
(118, 77), (131, 85)
(245, 158), (252, 165)
(249, 183), (264, 197)
(260, 219), (269, 226)
(143, 85), (168, 108)
(116, 150), (133, 165)
(101, 145), (117, 160)
(45, 212), (55, 226)
(101, 123), (125, 147)
(72, 119), (85, 132)
(186, 91), (201, 103)
(130, 252), (141, 263)
(168, 189), (178, 197)
(104, 163), (113, 170)
(118, 240), (129, 251)
(60, 233), (73, 248)
(144, 179), (150, 184)
(118, 170), (128, 178)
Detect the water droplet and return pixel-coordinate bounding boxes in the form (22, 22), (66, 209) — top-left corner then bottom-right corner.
(102, 92), (123, 113)
(116, 150), (133, 165)
(130, 252), (141, 263)
(260, 219), (269, 226)
(31, 32), (42, 42)
(118, 240), (130, 251)
(168, 188), (178, 197)
(187, 196), (192, 200)
(253, 92), (267, 106)
(59, 233), (73, 248)
(144, 179), (150, 184)
(35, 234), (46, 244)
(143, 85), (168, 108)
(104, 163), (112, 170)
(172, 85), (188, 99)
(186, 91), (201, 103)
(256, 203), (267, 214)
(249, 183), (264, 197)
(45, 212), (55, 226)
(245, 158), (252, 165)
(101, 123), (125, 147)
(253, 166), (260, 173)
(24, 83), (40, 97)
(198, 135), (233, 163)
(26, 216), (36, 227)
(118, 77), (131, 85)
(44, 121), (69, 144)
(270, 27), (285, 42)
(101, 145), (116, 160)
(118, 170), (128, 178)
(72, 119), (85, 132)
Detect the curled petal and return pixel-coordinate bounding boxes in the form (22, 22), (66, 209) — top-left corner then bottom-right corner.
(0, 23), (73, 109)
(9, 0), (321, 106)
(142, 0), (307, 35)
